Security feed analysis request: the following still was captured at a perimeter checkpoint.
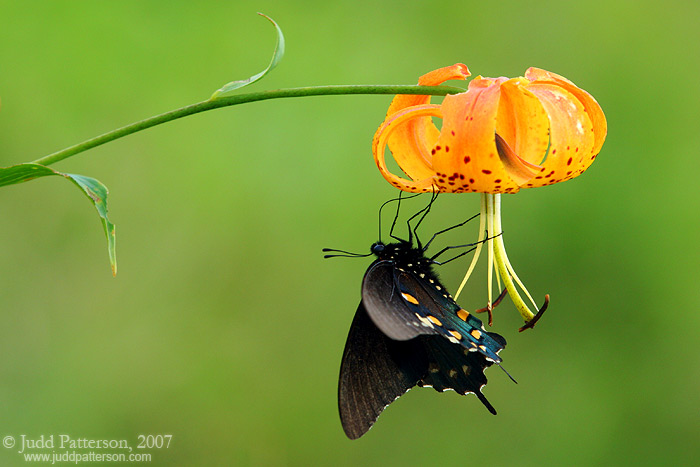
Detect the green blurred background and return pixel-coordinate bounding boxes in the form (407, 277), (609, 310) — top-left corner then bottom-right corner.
(1, 1), (698, 465)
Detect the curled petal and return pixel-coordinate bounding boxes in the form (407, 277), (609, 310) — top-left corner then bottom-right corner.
(387, 63), (470, 115)
(526, 68), (607, 156)
(373, 104), (442, 192)
(524, 83), (595, 187)
(497, 78), (549, 171)
(385, 64), (471, 185)
(432, 78), (520, 194)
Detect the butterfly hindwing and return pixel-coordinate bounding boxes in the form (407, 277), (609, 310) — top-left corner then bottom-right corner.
(338, 302), (428, 439)
(418, 334), (501, 414)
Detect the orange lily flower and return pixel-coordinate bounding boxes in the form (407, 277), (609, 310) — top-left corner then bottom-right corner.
(373, 64), (607, 328)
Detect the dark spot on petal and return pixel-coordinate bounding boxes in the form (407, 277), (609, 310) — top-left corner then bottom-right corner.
(552, 149), (557, 154)
(436, 145), (441, 150)
(431, 149), (436, 155)
(494, 179), (501, 183)
(567, 157), (573, 165)
(469, 178), (475, 183)
(464, 156), (471, 163)
(445, 146), (450, 152)
(482, 170), (492, 175)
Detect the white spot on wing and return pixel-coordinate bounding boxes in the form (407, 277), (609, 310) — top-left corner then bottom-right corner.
(415, 314), (434, 328)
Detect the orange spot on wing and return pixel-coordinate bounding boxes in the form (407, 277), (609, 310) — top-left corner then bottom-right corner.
(401, 292), (419, 305)
(427, 315), (442, 326)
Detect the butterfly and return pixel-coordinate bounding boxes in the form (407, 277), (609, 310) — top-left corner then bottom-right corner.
(324, 194), (510, 439)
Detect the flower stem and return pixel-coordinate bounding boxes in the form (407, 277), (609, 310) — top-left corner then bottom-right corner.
(30, 84), (466, 167)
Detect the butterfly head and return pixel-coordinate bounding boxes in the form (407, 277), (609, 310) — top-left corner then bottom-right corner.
(371, 241), (410, 259)
(370, 242), (385, 257)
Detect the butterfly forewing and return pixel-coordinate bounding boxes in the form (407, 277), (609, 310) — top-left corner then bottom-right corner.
(361, 261), (439, 341)
(362, 249), (505, 363)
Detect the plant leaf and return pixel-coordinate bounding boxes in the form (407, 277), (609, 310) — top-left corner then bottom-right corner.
(0, 163), (117, 275)
(209, 13), (285, 100)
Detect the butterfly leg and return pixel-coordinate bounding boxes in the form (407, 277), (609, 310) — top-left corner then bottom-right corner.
(407, 189), (438, 248)
(422, 213), (480, 251)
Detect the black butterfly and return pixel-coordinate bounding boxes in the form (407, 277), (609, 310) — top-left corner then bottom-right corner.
(325, 194), (510, 439)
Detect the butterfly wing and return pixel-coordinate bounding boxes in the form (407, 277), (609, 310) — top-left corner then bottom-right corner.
(418, 333), (505, 414)
(394, 270), (506, 363)
(361, 261), (441, 341)
(362, 261), (505, 363)
(338, 302), (428, 439)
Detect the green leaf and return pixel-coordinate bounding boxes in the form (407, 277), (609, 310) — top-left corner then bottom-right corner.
(0, 163), (117, 275)
(209, 13), (285, 100)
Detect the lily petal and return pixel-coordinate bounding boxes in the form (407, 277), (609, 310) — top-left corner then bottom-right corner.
(385, 64), (470, 183)
(433, 77), (521, 193)
(373, 104), (443, 192)
(387, 63), (471, 115)
(497, 78), (549, 172)
(526, 68), (607, 156)
(524, 83), (595, 187)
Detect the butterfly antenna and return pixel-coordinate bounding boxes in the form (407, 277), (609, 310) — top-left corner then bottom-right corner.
(497, 363), (518, 384)
(322, 248), (373, 259)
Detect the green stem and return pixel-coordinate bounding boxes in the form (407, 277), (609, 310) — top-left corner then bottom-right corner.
(31, 84), (466, 167)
